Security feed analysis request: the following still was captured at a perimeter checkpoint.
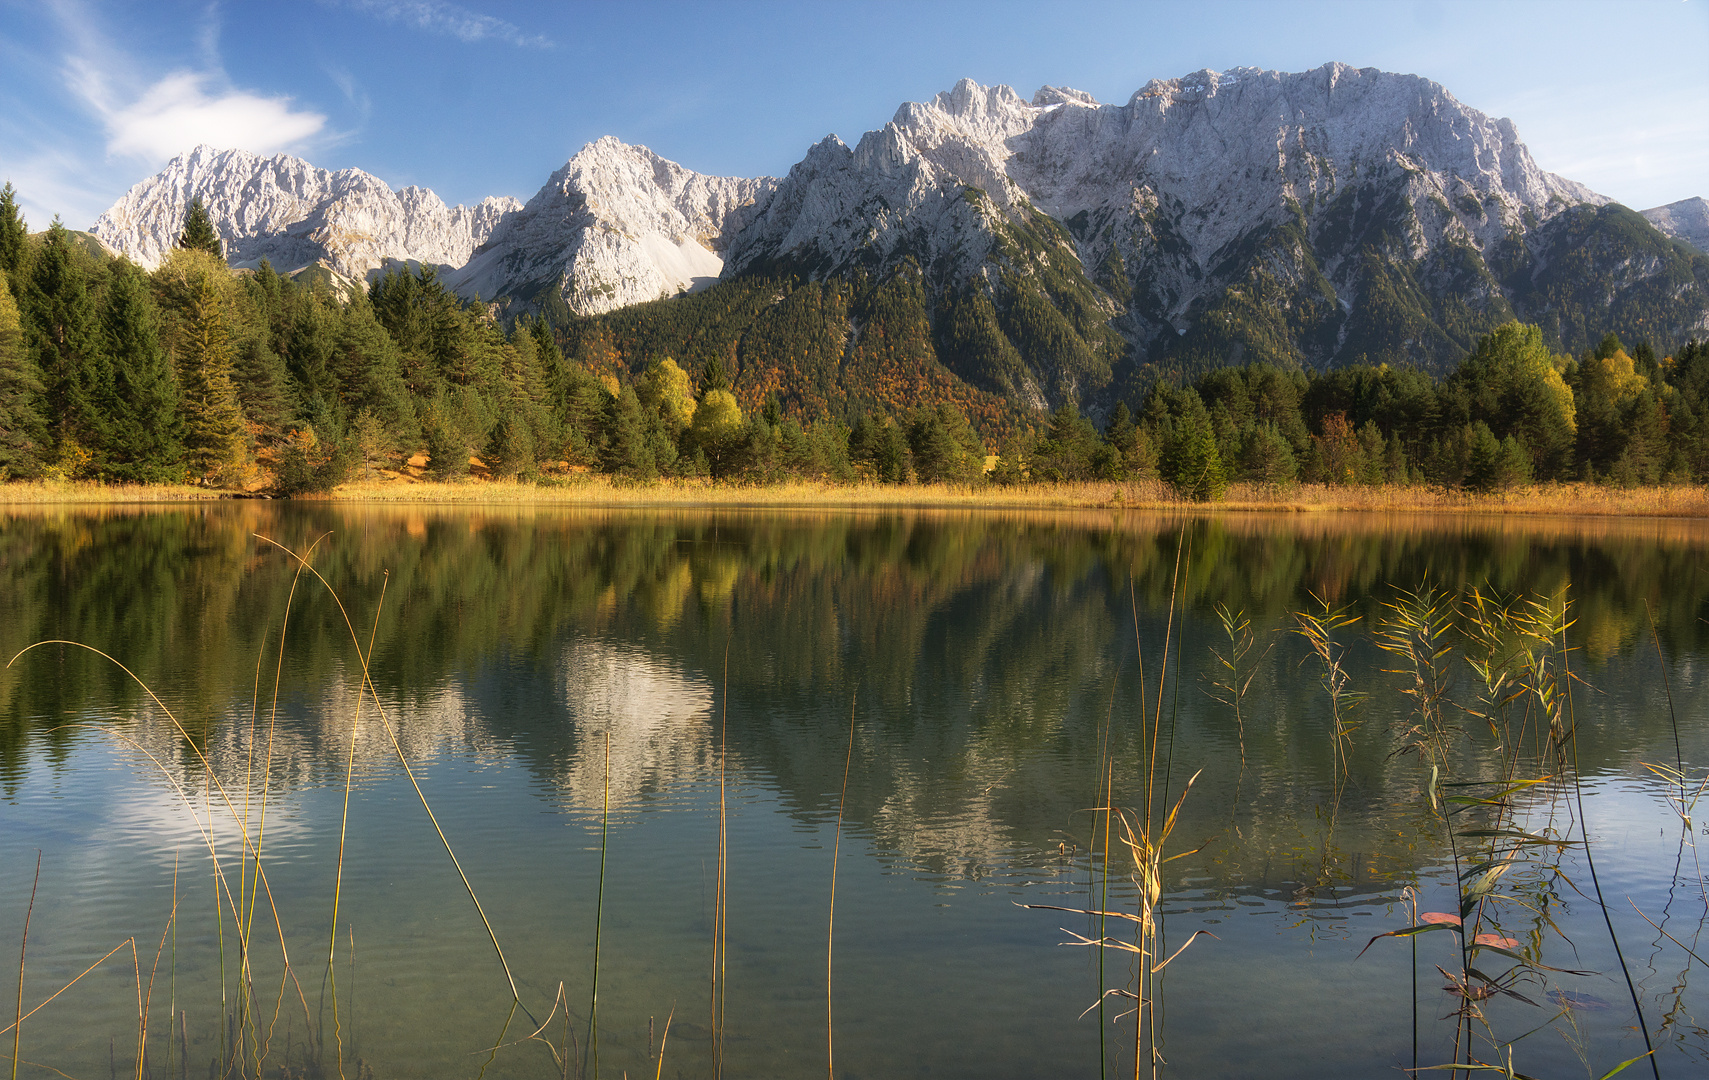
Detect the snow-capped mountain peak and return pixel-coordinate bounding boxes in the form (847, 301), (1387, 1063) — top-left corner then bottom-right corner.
(445, 137), (777, 315)
(92, 145), (520, 279)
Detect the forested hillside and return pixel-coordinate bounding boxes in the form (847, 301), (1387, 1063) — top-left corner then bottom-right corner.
(3, 181), (1706, 500)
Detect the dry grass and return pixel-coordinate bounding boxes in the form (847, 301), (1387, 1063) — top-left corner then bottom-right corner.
(0, 481), (227, 503)
(7, 475), (1709, 518)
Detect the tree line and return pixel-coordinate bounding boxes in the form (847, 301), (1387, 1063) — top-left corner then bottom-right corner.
(1, 183), (1704, 497)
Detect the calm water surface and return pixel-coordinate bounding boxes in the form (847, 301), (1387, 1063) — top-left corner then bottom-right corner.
(1, 504), (1706, 1079)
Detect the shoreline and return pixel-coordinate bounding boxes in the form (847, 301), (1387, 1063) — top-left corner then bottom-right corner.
(0, 478), (1703, 517)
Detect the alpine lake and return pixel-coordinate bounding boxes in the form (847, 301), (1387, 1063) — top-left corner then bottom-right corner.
(2, 501), (1706, 1080)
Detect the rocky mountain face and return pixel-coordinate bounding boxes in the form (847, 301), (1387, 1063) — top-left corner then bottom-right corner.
(444, 136), (776, 315)
(1644, 197), (1709, 254)
(90, 66), (1708, 421)
(91, 145), (521, 281)
(720, 64), (1709, 406)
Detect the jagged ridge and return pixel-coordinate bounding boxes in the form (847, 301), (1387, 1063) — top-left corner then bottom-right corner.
(444, 136), (777, 314)
(91, 145), (521, 281)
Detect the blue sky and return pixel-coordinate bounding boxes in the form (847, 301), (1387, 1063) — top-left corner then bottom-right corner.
(1, 0), (1705, 231)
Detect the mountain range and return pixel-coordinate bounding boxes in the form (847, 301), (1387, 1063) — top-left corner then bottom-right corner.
(89, 62), (1709, 415)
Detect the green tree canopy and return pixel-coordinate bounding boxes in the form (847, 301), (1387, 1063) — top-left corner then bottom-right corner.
(178, 199), (224, 260)
(1447, 321), (1576, 479)
(102, 261), (180, 480)
(0, 269), (46, 477)
(178, 273), (249, 483)
(0, 183), (26, 279)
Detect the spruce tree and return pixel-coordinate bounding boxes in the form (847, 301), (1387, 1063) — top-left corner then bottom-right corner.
(335, 294), (417, 441)
(233, 335), (294, 442)
(25, 220), (111, 470)
(527, 313), (566, 394)
(601, 384), (656, 477)
(178, 199), (224, 260)
(700, 354), (730, 395)
(102, 262), (181, 479)
(1160, 391), (1227, 501)
(178, 274), (248, 482)
(0, 182), (26, 279)
(0, 270), (46, 478)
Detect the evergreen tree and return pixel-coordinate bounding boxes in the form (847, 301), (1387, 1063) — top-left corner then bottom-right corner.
(990, 431), (1032, 485)
(178, 199), (224, 260)
(528, 312), (565, 392)
(1159, 390), (1227, 501)
(557, 364), (613, 466)
(601, 384), (656, 477)
(1447, 322), (1577, 479)
(700, 354), (730, 395)
(0, 182), (26, 280)
(335, 295), (418, 446)
(1030, 402), (1100, 481)
(25, 220), (111, 471)
(1464, 422), (1530, 492)
(0, 270), (46, 478)
(282, 289), (341, 409)
(177, 274), (248, 482)
(1237, 422), (1297, 485)
(102, 262), (181, 480)
(906, 403), (984, 483)
(233, 335), (295, 443)
(422, 392), (472, 481)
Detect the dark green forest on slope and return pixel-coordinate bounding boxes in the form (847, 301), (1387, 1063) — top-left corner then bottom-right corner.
(2, 182), (1707, 500)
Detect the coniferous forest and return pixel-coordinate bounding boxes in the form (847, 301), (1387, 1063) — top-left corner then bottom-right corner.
(2, 182), (1706, 500)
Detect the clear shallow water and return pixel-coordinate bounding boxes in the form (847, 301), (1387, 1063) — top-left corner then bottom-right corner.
(0, 504), (1706, 1078)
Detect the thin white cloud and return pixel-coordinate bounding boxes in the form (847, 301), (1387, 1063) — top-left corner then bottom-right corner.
(343, 0), (553, 48)
(96, 70), (327, 160)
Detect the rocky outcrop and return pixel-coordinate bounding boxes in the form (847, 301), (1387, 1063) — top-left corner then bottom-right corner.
(91, 145), (520, 278)
(1643, 196), (1709, 255)
(726, 64), (1616, 371)
(444, 137), (776, 314)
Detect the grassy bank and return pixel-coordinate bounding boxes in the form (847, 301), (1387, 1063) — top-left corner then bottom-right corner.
(4, 477), (1709, 516)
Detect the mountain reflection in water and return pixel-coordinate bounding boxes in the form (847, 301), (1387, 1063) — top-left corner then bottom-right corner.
(0, 503), (1704, 1079)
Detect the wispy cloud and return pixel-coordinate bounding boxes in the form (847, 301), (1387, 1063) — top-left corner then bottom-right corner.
(51, 0), (329, 164)
(76, 68), (327, 161)
(342, 0), (553, 48)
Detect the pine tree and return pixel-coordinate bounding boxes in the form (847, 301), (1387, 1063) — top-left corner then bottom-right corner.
(233, 335), (294, 441)
(527, 313), (566, 394)
(25, 220), (111, 471)
(0, 183), (26, 279)
(177, 274), (248, 482)
(0, 270), (46, 478)
(1160, 391), (1227, 501)
(102, 262), (181, 480)
(178, 199), (224, 260)
(700, 354), (730, 395)
(1030, 402), (1099, 481)
(335, 294), (418, 445)
(601, 384), (656, 477)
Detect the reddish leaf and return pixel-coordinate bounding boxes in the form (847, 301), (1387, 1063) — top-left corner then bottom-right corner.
(1419, 912), (1462, 926)
(1473, 933), (1519, 950)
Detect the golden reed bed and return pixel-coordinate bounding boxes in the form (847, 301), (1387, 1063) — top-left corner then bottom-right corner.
(2, 477), (1706, 517)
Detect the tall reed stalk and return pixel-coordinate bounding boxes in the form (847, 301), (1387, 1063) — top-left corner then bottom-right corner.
(586, 730), (611, 1080)
(827, 693), (855, 1080)
(711, 639), (730, 1080)
(6, 532), (527, 1078)
(10, 853), (37, 1080)
(1025, 537), (1210, 1080)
